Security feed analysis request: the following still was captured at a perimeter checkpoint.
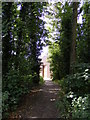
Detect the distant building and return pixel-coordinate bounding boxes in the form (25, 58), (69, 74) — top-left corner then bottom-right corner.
(40, 54), (51, 80)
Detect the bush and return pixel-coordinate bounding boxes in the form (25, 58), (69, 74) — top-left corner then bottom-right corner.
(22, 74), (33, 93)
(57, 92), (72, 118)
(72, 94), (90, 118)
(60, 63), (90, 95)
(2, 69), (22, 116)
(2, 68), (34, 118)
(39, 76), (44, 85)
(58, 63), (90, 119)
(2, 91), (9, 113)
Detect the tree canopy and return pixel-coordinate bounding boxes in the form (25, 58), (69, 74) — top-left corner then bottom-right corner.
(2, 1), (90, 119)
(2, 2), (46, 117)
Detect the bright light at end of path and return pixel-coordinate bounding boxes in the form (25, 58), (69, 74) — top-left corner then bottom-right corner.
(40, 46), (48, 58)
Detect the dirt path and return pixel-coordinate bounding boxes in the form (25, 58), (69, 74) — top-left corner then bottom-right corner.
(10, 80), (60, 118)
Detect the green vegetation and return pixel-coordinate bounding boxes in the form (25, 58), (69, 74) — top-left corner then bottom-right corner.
(2, 2), (46, 118)
(39, 76), (45, 85)
(45, 1), (90, 119)
(2, 1), (90, 119)
(58, 63), (90, 118)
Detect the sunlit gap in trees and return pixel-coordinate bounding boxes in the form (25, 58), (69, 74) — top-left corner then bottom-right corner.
(17, 1), (83, 59)
(77, 1), (83, 24)
(40, 1), (83, 59)
(17, 4), (21, 10)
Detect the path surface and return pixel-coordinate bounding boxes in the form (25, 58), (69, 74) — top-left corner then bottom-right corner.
(10, 80), (60, 118)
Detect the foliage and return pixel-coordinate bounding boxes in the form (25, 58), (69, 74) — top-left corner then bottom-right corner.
(71, 94), (90, 118)
(49, 43), (62, 80)
(45, 2), (72, 80)
(2, 68), (35, 117)
(58, 63), (90, 118)
(45, 2), (90, 118)
(2, 1), (90, 119)
(76, 2), (90, 63)
(2, 2), (46, 118)
(57, 89), (71, 118)
(58, 92), (90, 119)
(60, 63), (90, 95)
(39, 76), (45, 85)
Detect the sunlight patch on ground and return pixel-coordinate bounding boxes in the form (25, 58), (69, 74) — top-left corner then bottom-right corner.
(31, 89), (43, 93)
(48, 88), (60, 95)
(31, 117), (38, 118)
(49, 88), (60, 91)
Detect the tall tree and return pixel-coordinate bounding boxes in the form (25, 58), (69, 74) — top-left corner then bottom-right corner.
(2, 2), (13, 76)
(70, 2), (78, 73)
(2, 2), (46, 117)
(82, 2), (90, 63)
(23, 2), (46, 84)
(76, 2), (90, 63)
(45, 2), (73, 79)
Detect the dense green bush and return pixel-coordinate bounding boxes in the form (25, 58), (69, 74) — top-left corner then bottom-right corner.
(59, 63), (90, 94)
(58, 63), (90, 119)
(2, 68), (34, 117)
(39, 76), (44, 85)
(71, 94), (90, 118)
(57, 92), (90, 118)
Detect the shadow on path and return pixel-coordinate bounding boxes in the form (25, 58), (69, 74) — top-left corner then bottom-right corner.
(10, 80), (60, 118)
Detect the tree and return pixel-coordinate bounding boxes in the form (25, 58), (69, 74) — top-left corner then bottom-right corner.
(22, 2), (46, 84)
(2, 2), (46, 117)
(45, 2), (73, 79)
(70, 2), (78, 73)
(76, 2), (90, 63)
(81, 2), (90, 63)
(2, 2), (13, 76)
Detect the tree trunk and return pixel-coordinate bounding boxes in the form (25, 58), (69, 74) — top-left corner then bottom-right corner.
(70, 2), (78, 73)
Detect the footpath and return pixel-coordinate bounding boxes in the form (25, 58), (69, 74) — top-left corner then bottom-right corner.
(10, 80), (60, 118)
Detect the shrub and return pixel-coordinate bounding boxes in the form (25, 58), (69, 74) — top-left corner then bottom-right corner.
(72, 94), (90, 118)
(39, 76), (44, 85)
(58, 63), (90, 119)
(2, 69), (22, 115)
(2, 68), (34, 118)
(60, 63), (90, 95)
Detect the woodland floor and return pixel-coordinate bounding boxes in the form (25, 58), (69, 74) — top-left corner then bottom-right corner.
(10, 80), (61, 119)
